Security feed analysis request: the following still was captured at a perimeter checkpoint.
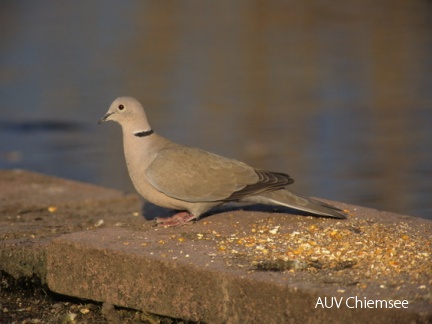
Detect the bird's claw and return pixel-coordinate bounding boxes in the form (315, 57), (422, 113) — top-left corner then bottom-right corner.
(156, 212), (197, 227)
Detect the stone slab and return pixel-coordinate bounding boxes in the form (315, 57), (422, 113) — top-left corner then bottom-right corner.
(0, 169), (143, 280)
(0, 169), (123, 214)
(1, 169), (431, 322)
(46, 212), (431, 323)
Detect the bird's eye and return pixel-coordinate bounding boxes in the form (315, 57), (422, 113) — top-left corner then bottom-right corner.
(118, 104), (125, 110)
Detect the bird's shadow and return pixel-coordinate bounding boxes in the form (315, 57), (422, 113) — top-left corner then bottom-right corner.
(141, 201), (319, 221)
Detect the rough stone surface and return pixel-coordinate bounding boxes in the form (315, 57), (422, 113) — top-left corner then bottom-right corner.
(1, 169), (431, 323)
(46, 225), (431, 323)
(0, 169), (142, 280)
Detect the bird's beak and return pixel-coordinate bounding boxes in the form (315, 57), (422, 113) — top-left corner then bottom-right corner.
(98, 112), (113, 124)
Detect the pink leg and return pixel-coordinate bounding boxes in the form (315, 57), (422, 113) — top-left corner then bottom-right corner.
(156, 211), (197, 227)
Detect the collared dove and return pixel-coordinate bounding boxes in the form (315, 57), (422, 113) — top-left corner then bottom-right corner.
(99, 97), (346, 226)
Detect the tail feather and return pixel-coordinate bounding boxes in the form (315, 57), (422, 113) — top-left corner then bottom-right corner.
(241, 189), (346, 219)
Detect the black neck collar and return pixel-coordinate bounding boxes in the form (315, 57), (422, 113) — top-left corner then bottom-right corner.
(134, 129), (154, 137)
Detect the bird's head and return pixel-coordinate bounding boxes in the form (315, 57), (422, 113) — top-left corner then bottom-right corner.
(98, 97), (152, 133)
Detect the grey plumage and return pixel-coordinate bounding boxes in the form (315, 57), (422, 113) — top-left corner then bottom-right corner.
(99, 97), (346, 226)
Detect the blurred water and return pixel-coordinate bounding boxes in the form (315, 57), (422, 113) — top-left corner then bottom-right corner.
(1, 0), (431, 220)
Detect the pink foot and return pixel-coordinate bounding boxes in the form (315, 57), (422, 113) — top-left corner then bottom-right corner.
(156, 211), (197, 227)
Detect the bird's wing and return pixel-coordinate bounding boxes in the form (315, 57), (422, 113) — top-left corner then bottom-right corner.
(145, 146), (293, 203)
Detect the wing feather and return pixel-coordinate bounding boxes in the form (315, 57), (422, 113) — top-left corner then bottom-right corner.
(146, 146), (294, 203)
